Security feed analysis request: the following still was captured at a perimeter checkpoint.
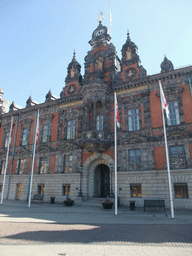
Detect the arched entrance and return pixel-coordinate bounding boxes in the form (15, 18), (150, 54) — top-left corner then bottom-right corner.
(94, 164), (110, 197)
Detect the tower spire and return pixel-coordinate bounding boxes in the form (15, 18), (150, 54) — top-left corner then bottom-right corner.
(73, 50), (76, 61)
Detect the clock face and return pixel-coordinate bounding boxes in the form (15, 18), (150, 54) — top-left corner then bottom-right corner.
(96, 29), (104, 36)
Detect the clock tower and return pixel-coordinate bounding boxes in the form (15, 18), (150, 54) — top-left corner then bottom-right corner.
(84, 21), (120, 85)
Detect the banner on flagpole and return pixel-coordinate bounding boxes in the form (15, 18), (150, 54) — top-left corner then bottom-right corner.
(159, 80), (169, 120)
(115, 93), (120, 128)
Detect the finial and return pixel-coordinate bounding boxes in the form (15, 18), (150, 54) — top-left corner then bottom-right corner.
(127, 29), (130, 41)
(72, 50), (76, 61)
(97, 11), (104, 23)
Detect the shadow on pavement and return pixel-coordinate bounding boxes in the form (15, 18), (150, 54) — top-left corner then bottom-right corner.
(1, 223), (192, 245)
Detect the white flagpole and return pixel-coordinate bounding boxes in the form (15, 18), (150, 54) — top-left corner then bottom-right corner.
(114, 92), (118, 215)
(28, 109), (39, 208)
(159, 81), (174, 219)
(1, 116), (13, 205)
(109, 4), (112, 37)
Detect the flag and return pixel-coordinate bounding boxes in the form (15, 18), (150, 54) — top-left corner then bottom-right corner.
(159, 80), (169, 119)
(8, 119), (13, 145)
(115, 93), (120, 128)
(35, 110), (39, 141)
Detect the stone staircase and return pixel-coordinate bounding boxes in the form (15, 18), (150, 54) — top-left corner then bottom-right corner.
(75, 197), (115, 207)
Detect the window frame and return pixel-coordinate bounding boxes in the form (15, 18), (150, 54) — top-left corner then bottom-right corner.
(128, 149), (141, 171)
(39, 157), (48, 174)
(97, 114), (103, 130)
(130, 184), (142, 198)
(167, 101), (180, 126)
(0, 160), (6, 175)
(4, 132), (10, 148)
(16, 159), (27, 175)
(38, 184), (45, 195)
(22, 128), (29, 146)
(42, 124), (51, 143)
(62, 184), (71, 196)
(174, 183), (188, 199)
(128, 108), (140, 132)
(63, 155), (73, 173)
(169, 145), (186, 169)
(67, 120), (75, 140)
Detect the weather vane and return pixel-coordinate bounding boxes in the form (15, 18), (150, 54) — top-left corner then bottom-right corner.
(97, 11), (104, 22)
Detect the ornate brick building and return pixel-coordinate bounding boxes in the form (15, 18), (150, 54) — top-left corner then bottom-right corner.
(0, 21), (192, 209)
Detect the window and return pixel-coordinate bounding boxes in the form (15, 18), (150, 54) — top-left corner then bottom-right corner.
(174, 184), (188, 199)
(39, 158), (48, 174)
(67, 120), (75, 139)
(62, 185), (70, 196)
(17, 159), (26, 175)
(5, 132), (10, 148)
(42, 124), (50, 143)
(22, 128), (29, 146)
(0, 161), (6, 175)
(128, 149), (141, 171)
(167, 102), (180, 126)
(128, 109), (139, 131)
(97, 115), (103, 130)
(170, 146), (186, 169)
(63, 155), (73, 173)
(131, 184), (142, 197)
(38, 184), (45, 195)
(0, 184), (2, 193)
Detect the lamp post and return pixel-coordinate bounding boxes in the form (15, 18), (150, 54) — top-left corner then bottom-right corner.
(109, 164), (114, 198)
(77, 166), (83, 197)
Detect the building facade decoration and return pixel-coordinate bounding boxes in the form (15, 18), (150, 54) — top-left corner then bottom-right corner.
(0, 21), (192, 209)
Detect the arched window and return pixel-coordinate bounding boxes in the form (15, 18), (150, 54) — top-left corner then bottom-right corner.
(97, 101), (103, 130)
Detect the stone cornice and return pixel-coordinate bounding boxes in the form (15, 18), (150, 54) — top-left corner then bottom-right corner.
(114, 65), (192, 93)
(1, 65), (191, 119)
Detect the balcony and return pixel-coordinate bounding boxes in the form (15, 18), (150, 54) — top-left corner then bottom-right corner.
(81, 130), (113, 153)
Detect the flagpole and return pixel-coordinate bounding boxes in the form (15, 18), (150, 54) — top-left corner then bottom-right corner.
(114, 92), (118, 215)
(1, 116), (13, 205)
(109, 3), (112, 37)
(28, 109), (39, 208)
(159, 81), (174, 219)
(6, 115), (19, 199)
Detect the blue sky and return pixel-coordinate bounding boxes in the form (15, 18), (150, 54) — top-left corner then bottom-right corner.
(1, 0), (192, 108)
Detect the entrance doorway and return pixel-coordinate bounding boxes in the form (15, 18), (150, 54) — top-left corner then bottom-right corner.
(94, 164), (110, 197)
(16, 183), (22, 200)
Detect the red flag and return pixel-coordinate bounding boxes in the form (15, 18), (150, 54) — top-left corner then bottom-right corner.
(159, 80), (169, 120)
(35, 110), (40, 141)
(115, 93), (120, 128)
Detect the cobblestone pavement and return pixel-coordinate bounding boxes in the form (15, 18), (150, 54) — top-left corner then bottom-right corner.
(0, 200), (191, 255)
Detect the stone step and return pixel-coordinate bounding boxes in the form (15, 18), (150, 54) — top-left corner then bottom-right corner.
(77, 197), (115, 206)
